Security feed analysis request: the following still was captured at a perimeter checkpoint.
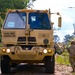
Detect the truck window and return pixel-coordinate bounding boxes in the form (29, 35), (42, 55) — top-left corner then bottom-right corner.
(4, 12), (26, 29)
(28, 12), (51, 30)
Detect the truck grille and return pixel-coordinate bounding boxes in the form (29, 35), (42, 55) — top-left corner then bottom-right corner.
(18, 37), (26, 41)
(28, 37), (36, 42)
(17, 37), (36, 44)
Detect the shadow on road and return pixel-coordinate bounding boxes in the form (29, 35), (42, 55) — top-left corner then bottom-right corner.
(0, 64), (55, 75)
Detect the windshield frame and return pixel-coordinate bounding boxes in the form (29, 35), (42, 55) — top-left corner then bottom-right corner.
(3, 12), (27, 29)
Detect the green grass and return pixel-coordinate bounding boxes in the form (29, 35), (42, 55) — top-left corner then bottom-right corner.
(55, 52), (70, 65)
(0, 43), (2, 47)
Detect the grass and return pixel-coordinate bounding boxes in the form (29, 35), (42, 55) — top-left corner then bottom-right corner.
(0, 43), (2, 47)
(55, 51), (70, 65)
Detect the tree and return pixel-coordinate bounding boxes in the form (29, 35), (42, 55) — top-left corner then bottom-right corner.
(0, 0), (36, 19)
(0, 16), (3, 28)
(63, 34), (73, 45)
(11, 0), (29, 9)
(54, 35), (60, 43)
(0, 16), (3, 42)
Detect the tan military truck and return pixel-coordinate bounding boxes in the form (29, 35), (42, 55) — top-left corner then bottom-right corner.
(0, 9), (61, 74)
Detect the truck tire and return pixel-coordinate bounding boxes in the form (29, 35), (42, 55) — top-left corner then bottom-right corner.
(1, 56), (11, 74)
(44, 56), (55, 73)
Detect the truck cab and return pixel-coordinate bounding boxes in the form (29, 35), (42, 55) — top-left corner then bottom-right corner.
(0, 9), (61, 74)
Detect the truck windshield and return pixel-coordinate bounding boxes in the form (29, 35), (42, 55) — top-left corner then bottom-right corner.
(28, 12), (51, 30)
(4, 12), (26, 29)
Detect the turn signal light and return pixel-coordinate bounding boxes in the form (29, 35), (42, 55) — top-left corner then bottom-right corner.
(48, 50), (52, 53)
(2, 48), (6, 52)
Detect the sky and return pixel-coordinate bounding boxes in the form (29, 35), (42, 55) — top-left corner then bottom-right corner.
(30, 0), (75, 42)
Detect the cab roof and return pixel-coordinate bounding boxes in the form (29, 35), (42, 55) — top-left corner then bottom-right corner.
(8, 9), (48, 13)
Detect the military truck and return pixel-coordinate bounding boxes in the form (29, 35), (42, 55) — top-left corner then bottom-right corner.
(0, 9), (61, 74)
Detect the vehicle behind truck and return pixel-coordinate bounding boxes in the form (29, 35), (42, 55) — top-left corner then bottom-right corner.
(0, 9), (62, 74)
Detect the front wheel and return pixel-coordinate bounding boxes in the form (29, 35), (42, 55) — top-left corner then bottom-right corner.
(1, 56), (11, 74)
(44, 56), (55, 73)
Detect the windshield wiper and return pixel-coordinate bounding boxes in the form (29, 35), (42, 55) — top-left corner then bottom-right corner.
(16, 10), (24, 21)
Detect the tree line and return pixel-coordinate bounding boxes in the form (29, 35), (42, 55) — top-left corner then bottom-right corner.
(0, 0), (35, 19)
(54, 34), (75, 45)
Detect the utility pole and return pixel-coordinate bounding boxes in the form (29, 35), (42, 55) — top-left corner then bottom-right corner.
(73, 24), (75, 35)
(68, 7), (75, 39)
(73, 24), (75, 40)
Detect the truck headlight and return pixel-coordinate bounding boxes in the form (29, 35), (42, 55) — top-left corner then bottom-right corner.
(6, 49), (10, 53)
(43, 49), (47, 53)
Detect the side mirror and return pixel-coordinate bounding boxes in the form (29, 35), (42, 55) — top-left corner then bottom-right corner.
(58, 17), (62, 27)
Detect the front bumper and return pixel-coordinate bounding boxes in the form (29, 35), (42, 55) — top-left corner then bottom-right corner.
(0, 46), (55, 60)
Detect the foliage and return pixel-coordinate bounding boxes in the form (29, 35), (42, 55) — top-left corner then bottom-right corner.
(0, 35), (2, 43)
(0, 43), (2, 47)
(55, 51), (70, 65)
(0, 17), (3, 43)
(63, 34), (73, 45)
(0, 0), (36, 19)
(0, 16), (3, 27)
(0, 0), (32, 19)
(54, 35), (60, 43)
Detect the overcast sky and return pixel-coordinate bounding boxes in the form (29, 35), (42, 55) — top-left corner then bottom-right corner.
(32, 0), (75, 42)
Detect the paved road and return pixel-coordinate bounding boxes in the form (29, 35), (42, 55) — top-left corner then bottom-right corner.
(0, 64), (54, 75)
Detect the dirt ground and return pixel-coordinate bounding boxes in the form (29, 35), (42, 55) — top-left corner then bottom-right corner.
(55, 63), (74, 75)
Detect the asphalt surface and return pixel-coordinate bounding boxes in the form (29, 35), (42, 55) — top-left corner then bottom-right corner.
(0, 64), (54, 75)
